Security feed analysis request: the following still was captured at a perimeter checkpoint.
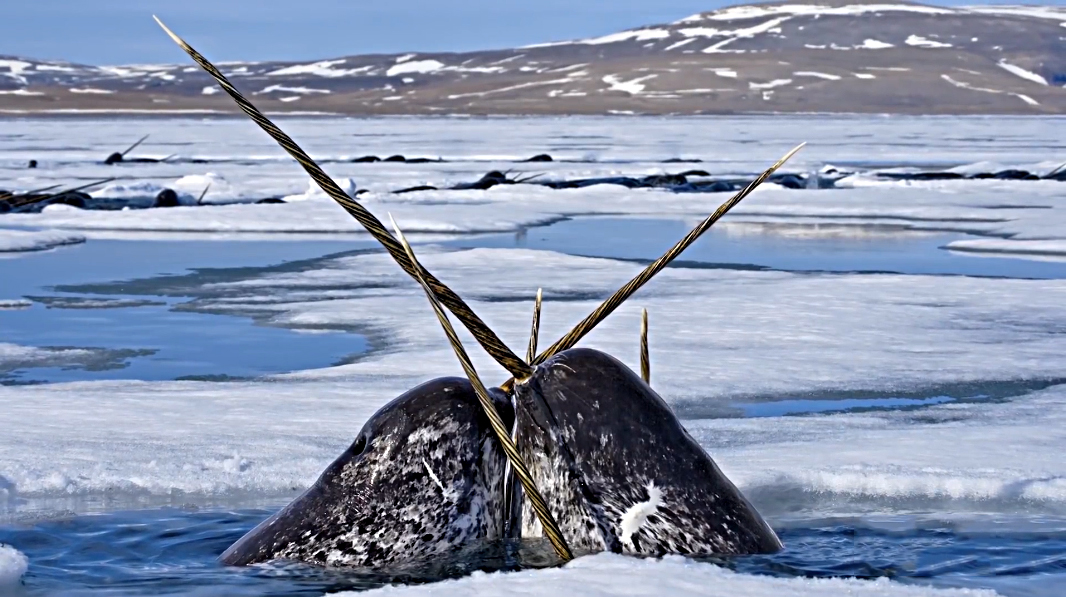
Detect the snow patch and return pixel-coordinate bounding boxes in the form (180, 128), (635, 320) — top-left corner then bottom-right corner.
(386, 60), (445, 77)
(997, 61), (1049, 86)
(603, 74), (658, 95)
(906, 35), (952, 48)
(858, 39), (894, 49)
(580, 29), (671, 45)
(1012, 93), (1040, 106)
(266, 60), (369, 78)
(686, 4), (956, 22)
(793, 71), (841, 80)
(749, 79), (792, 90)
(256, 85), (331, 95)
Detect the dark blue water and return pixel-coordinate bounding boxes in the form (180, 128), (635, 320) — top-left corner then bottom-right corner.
(2, 508), (1063, 596)
(449, 217), (1066, 280)
(0, 239), (374, 383)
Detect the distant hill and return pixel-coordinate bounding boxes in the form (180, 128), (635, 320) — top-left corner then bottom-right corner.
(2, 1), (1064, 115)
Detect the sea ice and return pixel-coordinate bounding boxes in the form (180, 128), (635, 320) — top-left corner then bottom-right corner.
(4, 246), (1066, 512)
(0, 544), (28, 589)
(0, 228), (85, 253)
(352, 552), (998, 597)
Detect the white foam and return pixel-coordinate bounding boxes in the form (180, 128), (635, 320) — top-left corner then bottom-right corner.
(0, 544), (28, 589)
(0, 228), (85, 253)
(352, 553), (998, 597)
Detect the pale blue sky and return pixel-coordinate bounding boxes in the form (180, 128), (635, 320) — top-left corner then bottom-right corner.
(1, 0), (1047, 65)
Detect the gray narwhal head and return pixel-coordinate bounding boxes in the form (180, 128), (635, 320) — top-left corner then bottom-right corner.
(220, 377), (513, 568)
(513, 347), (782, 557)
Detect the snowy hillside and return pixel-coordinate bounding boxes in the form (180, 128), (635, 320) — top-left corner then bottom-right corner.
(1, 1), (1064, 115)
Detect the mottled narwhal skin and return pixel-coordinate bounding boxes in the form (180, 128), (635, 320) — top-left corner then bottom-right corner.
(221, 377), (513, 568)
(513, 348), (781, 556)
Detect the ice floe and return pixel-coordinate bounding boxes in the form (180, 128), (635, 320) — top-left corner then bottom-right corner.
(0, 228), (85, 253)
(5, 243), (1066, 508)
(353, 552), (998, 597)
(0, 544), (28, 589)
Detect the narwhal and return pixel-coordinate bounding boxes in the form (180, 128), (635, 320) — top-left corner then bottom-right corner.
(155, 16), (799, 568)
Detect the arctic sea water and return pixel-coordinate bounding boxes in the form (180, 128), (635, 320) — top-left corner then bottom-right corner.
(2, 115), (1066, 596)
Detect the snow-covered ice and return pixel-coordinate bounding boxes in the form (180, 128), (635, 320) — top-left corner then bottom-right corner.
(0, 228), (85, 252)
(354, 553), (999, 597)
(0, 544), (28, 589)
(5, 245), (1066, 511)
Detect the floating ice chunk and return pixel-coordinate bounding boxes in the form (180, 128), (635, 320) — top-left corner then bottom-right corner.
(854, 73), (877, 79)
(386, 60), (445, 77)
(201, 86), (219, 95)
(946, 238), (1066, 257)
(0, 545), (28, 589)
(69, 88), (115, 94)
(0, 89), (44, 96)
(997, 61), (1049, 85)
(281, 177), (358, 202)
(0, 228), (85, 252)
(905, 35), (952, 48)
(350, 552), (998, 596)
